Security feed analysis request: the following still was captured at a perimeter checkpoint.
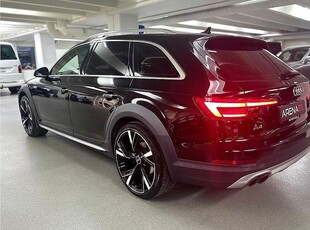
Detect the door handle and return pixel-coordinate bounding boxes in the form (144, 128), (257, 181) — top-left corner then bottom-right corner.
(61, 88), (68, 94)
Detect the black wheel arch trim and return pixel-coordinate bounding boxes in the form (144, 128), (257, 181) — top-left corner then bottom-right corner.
(18, 85), (40, 121)
(106, 103), (178, 181)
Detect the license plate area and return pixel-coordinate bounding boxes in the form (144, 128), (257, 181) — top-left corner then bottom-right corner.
(278, 101), (306, 123)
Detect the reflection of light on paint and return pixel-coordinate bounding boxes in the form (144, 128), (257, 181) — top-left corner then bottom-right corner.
(97, 78), (114, 86)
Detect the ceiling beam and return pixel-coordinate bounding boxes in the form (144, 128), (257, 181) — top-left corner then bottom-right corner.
(0, 13), (57, 23)
(60, 0), (117, 8)
(218, 14), (297, 32)
(0, 1), (87, 16)
(142, 0), (310, 27)
(241, 10), (310, 30)
(2, 0), (99, 12)
(169, 23), (258, 36)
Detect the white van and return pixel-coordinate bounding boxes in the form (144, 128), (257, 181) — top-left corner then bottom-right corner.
(0, 42), (25, 93)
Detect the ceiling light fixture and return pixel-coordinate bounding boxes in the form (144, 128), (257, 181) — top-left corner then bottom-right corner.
(270, 4), (310, 22)
(235, 0), (269, 6)
(178, 20), (270, 34)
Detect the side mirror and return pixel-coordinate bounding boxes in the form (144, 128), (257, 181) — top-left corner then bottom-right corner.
(304, 57), (310, 64)
(34, 67), (49, 77)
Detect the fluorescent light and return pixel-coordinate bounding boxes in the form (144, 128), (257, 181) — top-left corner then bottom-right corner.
(178, 20), (269, 34)
(54, 38), (83, 42)
(0, 7), (40, 17)
(235, 0), (269, 6)
(150, 25), (202, 33)
(259, 33), (282, 38)
(270, 4), (310, 22)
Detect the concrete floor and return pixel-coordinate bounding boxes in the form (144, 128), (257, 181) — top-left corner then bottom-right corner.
(1, 88), (310, 230)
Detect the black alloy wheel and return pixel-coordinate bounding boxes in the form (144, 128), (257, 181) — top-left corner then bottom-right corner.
(114, 121), (174, 199)
(19, 96), (47, 137)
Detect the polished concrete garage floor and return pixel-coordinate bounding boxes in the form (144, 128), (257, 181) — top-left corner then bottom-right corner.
(1, 89), (310, 230)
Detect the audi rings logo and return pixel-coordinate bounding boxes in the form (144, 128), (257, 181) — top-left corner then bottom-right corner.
(293, 86), (304, 97)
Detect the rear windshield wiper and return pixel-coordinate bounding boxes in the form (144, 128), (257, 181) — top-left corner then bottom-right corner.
(279, 70), (300, 80)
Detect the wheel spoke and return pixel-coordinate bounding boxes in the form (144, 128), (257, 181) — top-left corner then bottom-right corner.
(117, 141), (132, 158)
(22, 117), (29, 125)
(127, 130), (139, 152)
(141, 168), (151, 190)
(143, 156), (155, 168)
(27, 120), (33, 133)
(144, 151), (152, 158)
(123, 165), (138, 186)
(20, 103), (27, 114)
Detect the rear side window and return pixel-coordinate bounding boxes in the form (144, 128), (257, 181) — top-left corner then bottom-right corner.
(1, 45), (17, 60)
(133, 42), (178, 78)
(86, 42), (129, 76)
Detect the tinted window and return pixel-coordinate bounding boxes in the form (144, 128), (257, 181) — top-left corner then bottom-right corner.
(86, 42), (129, 76)
(133, 43), (178, 78)
(208, 50), (291, 81)
(278, 49), (308, 62)
(51, 44), (90, 75)
(1, 45), (17, 60)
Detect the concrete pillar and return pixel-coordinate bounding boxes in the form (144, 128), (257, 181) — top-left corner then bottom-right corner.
(34, 32), (57, 69)
(108, 14), (138, 31)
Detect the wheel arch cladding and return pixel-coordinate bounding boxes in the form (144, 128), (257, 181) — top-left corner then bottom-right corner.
(106, 103), (178, 181)
(18, 87), (40, 119)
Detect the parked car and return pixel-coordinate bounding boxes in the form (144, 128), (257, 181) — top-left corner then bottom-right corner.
(0, 42), (24, 93)
(18, 32), (310, 199)
(277, 46), (310, 80)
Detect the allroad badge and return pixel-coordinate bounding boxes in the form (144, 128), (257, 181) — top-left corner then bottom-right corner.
(293, 86), (304, 97)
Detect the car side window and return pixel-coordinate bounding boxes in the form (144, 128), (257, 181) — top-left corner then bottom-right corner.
(85, 42), (129, 76)
(133, 42), (178, 78)
(51, 44), (90, 75)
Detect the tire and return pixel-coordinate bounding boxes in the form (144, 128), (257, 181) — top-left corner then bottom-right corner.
(9, 86), (20, 94)
(19, 95), (48, 137)
(114, 121), (174, 199)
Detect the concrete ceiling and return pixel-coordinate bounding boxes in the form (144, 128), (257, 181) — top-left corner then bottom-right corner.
(1, 0), (310, 41)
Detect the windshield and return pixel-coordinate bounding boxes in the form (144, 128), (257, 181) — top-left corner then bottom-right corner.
(278, 49), (308, 62)
(1, 45), (17, 60)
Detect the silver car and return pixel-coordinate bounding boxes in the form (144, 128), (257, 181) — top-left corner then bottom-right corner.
(278, 46), (310, 79)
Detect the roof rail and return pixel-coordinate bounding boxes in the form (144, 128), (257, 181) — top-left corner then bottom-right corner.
(84, 28), (176, 42)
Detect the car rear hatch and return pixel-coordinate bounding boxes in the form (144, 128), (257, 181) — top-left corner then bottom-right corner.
(193, 36), (310, 165)
(0, 44), (22, 82)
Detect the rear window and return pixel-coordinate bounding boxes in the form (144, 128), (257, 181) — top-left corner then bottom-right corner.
(1, 45), (17, 60)
(204, 37), (290, 81)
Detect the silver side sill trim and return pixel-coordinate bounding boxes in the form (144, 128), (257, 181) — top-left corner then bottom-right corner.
(39, 124), (108, 152)
(228, 146), (310, 189)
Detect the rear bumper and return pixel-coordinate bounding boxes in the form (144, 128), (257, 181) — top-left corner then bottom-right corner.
(169, 122), (310, 188)
(0, 73), (24, 89)
(228, 147), (309, 188)
(0, 79), (25, 89)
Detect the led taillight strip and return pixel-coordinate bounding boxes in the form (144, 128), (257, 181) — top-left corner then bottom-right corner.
(202, 100), (278, 118)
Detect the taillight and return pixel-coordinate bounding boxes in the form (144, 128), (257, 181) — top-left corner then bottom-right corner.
(18, 65), (22, 73)
(195, 97), (278, 118)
